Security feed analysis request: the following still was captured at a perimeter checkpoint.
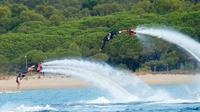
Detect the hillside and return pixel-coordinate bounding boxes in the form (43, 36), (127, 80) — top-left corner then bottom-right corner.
(0, 0), (200, 73)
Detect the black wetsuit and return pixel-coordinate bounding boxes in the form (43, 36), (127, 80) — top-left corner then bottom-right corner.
(100, 30), (118, 50)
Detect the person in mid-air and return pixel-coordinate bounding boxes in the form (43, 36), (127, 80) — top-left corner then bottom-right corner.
(100, 28), (136, 50)
(128, 28), (136, 37)
(119, 28), (136, 37)
(100, 30), (119, 51)
(16, 65), (35, 89)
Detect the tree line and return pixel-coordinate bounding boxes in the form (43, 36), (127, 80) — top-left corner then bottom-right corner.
(0, 0), (199, 74)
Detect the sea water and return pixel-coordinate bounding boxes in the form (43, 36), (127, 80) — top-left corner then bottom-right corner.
(1, 85), (200, 112)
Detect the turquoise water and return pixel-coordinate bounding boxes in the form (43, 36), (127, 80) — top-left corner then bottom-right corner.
(1, 84), (200, 112)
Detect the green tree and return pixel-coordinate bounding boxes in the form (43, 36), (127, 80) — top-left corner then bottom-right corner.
(132, 0), (153, 14)
(11, 50), (46, 66)
(49, 14), (65, 25)
(152, 0), (184, 14)
(46, 48), (65, 58)
(63, 7), (80, 18)
(0, 6), (11, 19)
(14, 21), (47, 33)
(47, 42), (82, 58)
(36, 5), (59, 18)
(92, 3), (122, 16)
(67, 42), (82, 56)
(11, 4), (28, 17)
(19, 10), (45, 23)
(0, 55), (10, 72)
(26, 50), (47, 64)
(89, 53), (109, 61)
(0, 5), (12, 33)
(80, 8), (91, 17)
(82, 0), (98, 10)
(160, 50), (180, 70)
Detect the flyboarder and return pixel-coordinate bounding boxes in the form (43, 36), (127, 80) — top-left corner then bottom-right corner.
(100, 30), (119, 51)
(100, 28), (136, 50)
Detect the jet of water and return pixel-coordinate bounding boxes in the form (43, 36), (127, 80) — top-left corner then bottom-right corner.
(135, 26), (200, 62)
(42, 59), (171, 102)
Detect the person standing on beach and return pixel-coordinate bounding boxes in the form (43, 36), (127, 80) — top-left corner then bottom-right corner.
(37, 62), (43, 79)
(16, 65), (35, 89)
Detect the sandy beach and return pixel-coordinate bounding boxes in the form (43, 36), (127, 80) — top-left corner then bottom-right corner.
(138, 74), (195, 85)
(0, 74), (196, 91)
(0, 75), (86, 91)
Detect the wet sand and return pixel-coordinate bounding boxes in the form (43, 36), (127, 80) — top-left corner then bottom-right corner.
(0, 74), (196, 91)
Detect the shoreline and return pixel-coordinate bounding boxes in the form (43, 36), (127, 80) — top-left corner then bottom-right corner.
(138, 73), (195, 85)
(0, 74), (196, 91)
(0, 75), (86, 91)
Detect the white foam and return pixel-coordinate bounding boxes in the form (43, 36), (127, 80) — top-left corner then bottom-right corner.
(147, 90), (173, 102)
(85, 97), (111, 104)
(0, 104), (57, 112)
(0, 91), (21, 94)
(16, 105), (57, 112)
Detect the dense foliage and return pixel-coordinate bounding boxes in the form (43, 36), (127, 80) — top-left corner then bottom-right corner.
(0, 0), (199, 73)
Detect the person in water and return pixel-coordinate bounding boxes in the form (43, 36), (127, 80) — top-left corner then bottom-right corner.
(16, 65), (35, 89)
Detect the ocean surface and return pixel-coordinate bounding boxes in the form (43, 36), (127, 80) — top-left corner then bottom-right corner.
(1, 84), (200, 112)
